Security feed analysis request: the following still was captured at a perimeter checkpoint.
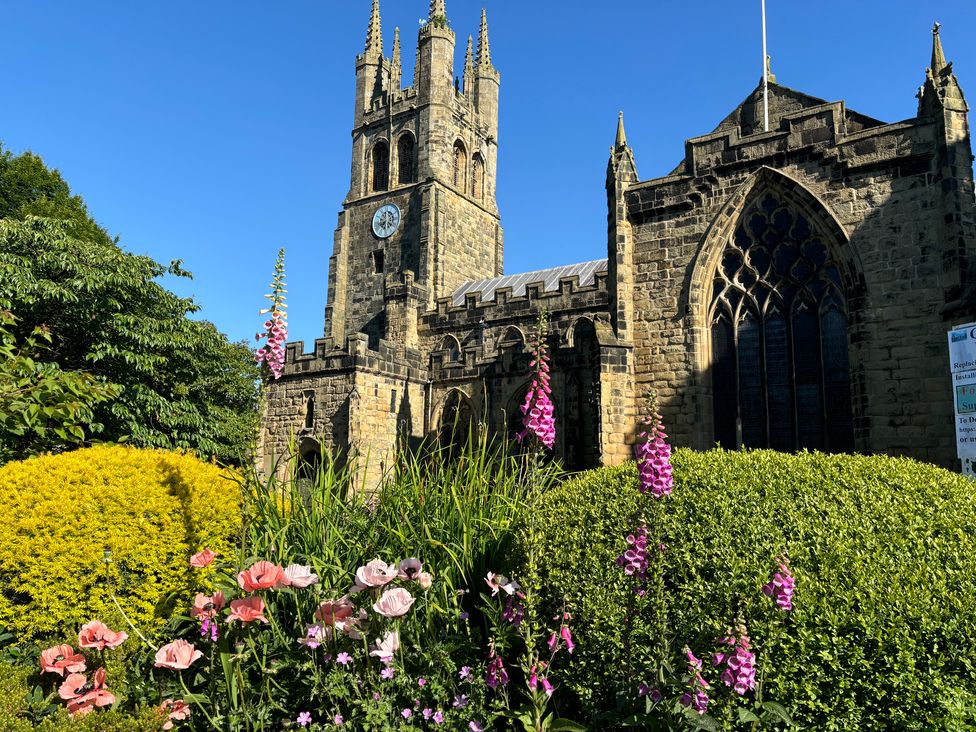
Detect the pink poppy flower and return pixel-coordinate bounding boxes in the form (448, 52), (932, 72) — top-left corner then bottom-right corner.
(282, 564), (319, 589)
(190, 591), (226, 620)
(397, 558), (423, 581)
(372, 587), (415, 618)
(237, 561), (285, 592)
(355, 559), (398, 589)
(314, 597), (356, 626)
(58, 667), (116, 718)
(159, 699), (191, 730)
(369, 630), (400, 663)
(418, 572), (433, 590)
(485, 572), (519, 596)
(154, 640), (204, 670)
(227, 596), (269, 624)
(39, 644), (86, 676)
(78, 620), (128, 650)
(189, 549), (216, 569)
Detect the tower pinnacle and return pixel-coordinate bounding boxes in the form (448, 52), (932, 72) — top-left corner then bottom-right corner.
(464, 35), (475, 92)
(615, 111), (627, 149)
(931, 22), (947, 75)
(429, 0), (446, 21)
(477, 8), (492, 68)
(364, 0), (383, 58)
(392, 27), (402, 88)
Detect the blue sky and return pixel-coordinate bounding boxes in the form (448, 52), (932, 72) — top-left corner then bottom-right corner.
(2, 1), (974, 347)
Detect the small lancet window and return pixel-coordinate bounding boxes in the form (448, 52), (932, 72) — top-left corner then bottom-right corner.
(371, 140), (390, 192)
(453, 141), (467, 191)
(471, 154), (485, 200)
(397, 135), (416, 185)
(303, 391), (315, 430)
(371, 250), (385, 274)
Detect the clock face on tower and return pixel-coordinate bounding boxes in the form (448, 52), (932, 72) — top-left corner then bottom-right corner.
(372, 204), (401, 239)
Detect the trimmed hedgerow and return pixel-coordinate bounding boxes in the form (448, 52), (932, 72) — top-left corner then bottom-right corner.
(0, 445), (241, 641)
(531, 449), (976, 730)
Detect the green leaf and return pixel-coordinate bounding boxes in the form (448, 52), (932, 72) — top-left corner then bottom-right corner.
(738, 707), (762, 723)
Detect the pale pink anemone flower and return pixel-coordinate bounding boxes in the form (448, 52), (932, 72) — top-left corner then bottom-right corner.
(485, 572), (520, 597)
(189, 548), (216, 569)
(154, 640), (204, 670)
(369, 630), (401, 663)
(190, 591), (226, 620)
(227, 596), (269, 624)
(58, 667), (116, 717)
(397, 558), (423, 581)
(282, 564), (319, 589)
(39, 644), (86, 677)
(78, 620), (128, 650)
(159, 699), (191, 730)
(373, 587), (416, 618)
(353, 559), (398, 591)
(237, 560), (286, 592)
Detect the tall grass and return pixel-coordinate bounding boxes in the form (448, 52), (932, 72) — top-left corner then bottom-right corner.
(242, 428), (562, 616)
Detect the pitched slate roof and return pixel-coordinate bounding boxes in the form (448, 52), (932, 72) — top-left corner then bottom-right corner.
(451, 259), (608, 306)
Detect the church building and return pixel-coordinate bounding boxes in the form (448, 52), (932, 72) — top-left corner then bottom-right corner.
(259, 1), (976, 479)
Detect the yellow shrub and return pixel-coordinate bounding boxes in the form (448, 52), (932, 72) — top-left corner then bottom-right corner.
(0, 445), (241, 640)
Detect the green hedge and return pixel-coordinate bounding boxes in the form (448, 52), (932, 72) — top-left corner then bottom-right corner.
(531, 449), (976, 730)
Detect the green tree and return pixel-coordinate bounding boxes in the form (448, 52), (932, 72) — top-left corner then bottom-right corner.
(0, 310), (119, 461)
(0, 145), (260, 464)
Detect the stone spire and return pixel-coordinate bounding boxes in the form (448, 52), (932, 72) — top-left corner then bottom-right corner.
(364, 0), (383, 58)
(477, 8), (492, 68)
(615, 111), (627, 149)
(931, 22), (947, 75)
(391, 27), (402, 88)
(429, 0), (446, 21)
(463, 35), (475, 93)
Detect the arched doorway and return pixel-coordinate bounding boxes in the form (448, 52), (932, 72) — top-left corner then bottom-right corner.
(438, 390), (474, 457)
(708, 190), (855, 453)
(565, 319), (600, 470)
(296, 437), (322, 486)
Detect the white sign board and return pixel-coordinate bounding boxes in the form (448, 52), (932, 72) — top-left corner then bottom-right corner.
(948, 324), (976, 461)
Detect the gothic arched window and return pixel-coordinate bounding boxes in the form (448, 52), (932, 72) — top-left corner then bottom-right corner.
(453, 141), (467, 191)
(471, 153), (485, 200)
(397, 135), (416, 185)
(439, 389), (474, 455)
(303, 391), (316, 430)
(709, 192), (854, 453)
(371, 140), (390, 192)
(440, 334), (462, 363)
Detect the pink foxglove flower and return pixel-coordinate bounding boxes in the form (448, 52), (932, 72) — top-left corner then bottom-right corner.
(634, 391), (673, 498)
(517, 312), (556, 449)
(39, 645), (86, 677)
(680, 647), (710, 714)
(715, 622), (757, 695)
(155, 640), (204, 670)
(255, 248), (288, 380)
(762, 556), (795, 612)
(373, 587), (416, 618)
(485, 653), (509, 689)
(78, 620), (128, 650)
(616, 524), (650, 588)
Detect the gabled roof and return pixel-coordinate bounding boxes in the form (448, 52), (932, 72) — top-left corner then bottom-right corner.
(452, 259), (607, 306)
(669, 81), (885, 175)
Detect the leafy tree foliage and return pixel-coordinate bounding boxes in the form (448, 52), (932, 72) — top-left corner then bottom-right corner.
(0, 310), (120, 461)
(0, 146), (260, 463)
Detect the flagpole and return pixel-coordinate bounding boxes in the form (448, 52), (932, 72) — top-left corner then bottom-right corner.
(762, 0), (769, 132)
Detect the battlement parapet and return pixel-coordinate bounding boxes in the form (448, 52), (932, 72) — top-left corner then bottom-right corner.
(282, 332), (427, 382)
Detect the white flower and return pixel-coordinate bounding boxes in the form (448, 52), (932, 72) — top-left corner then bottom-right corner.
(282, 564), (319, 589)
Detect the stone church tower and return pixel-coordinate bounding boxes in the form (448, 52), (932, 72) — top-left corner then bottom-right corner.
(324, 0), (502, 351)
(260, 12), (976, 483)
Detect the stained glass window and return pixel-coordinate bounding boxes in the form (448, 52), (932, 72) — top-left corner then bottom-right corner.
(710, 192), (854, 452)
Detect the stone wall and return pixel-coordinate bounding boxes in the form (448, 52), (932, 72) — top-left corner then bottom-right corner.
(623, 84), (974, 467)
